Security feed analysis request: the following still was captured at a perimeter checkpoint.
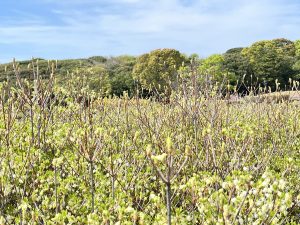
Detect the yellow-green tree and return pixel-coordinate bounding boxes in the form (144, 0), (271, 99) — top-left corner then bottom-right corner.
(74, 66), (111, 96)
(199, 54), (236, 84)
(132, 48), (185, 95)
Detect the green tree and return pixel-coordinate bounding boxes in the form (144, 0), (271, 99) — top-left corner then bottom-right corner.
(223, 47), (251, 80)
(293, 40), (300, 79)
(242, 38), (296, 88)
(105, 55), (136, 96)
(88, 56), (107, 64)
(188, 53), (200, 61)
(132, 48), (186, 95)
(75, 66), (111, 95)
(199, 54), (236, 84)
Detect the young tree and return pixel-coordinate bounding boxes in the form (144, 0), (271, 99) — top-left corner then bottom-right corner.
(75, 66), (111, 96)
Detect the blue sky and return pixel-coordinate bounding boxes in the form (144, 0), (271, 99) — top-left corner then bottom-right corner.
(0, 0), (299, 63)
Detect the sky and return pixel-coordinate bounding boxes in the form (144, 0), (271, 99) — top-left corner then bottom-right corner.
(0, 0), (299, 63)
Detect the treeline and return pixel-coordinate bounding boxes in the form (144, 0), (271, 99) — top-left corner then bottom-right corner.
(1, 38), (299, 96)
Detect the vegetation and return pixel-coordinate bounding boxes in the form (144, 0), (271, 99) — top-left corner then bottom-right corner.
(242, 38), (296, 87)
(0, 54), (299, 224)
(0, 38), (299, 224)
(0, 56), (136, 97)
(293, 40), (300, 79)
(1, 38), (299, 97)
(132, 49), (185, 96)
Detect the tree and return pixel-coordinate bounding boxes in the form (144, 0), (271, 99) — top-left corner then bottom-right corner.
(223, 47), (251, 81)
(242, 38), (296, 88)
(132, 49), (186, 95)
(295, 40), (300, 57)
(293, 40), (300, 80)
(105, 55), (136, 97)
(75, 66), (111, 96)
(199, 54), (236, 84)
(88, 56), (107, 64)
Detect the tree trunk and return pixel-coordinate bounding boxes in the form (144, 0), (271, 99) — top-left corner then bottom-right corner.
(90, 160), (95, 213)
(166, 182), (172, 225)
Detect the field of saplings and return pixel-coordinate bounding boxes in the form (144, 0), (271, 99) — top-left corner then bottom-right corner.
(0, 61), (299, 225)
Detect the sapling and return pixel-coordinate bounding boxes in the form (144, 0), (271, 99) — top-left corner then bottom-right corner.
(146, 136), (189, 225)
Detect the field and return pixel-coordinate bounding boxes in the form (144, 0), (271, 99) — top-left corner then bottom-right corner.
(0, 67), (300, 225)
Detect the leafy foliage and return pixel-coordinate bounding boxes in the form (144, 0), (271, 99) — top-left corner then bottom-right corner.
(199, 54), (226, 79)
(1, 38), (299, 96)
(106, 55), (136, 96)
(132, 48), (186, 95)
(223, 48), (251, 81)
(0, 60), (299, 224)
(242, 38), (296, 88)
(293, 40), (300, 79)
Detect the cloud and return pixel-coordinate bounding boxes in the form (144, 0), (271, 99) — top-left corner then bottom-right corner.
(0, 0), (299, 62)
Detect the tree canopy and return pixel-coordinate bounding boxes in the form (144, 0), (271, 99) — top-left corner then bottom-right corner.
(132, 48), (186, 94)
(293, 40), (300, 79)
(242, 38), (296, 87)
(223, 48), (250, 80)
(1, 38), (299, 95)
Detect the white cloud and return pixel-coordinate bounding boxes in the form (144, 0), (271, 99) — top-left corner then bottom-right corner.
(0, 0), (299, 61)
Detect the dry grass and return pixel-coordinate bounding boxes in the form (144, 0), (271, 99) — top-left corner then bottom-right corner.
(227, 90), (300, 104)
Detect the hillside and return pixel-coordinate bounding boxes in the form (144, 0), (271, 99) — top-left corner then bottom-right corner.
(0, 56), (137, 96)
(1, 38), (299, 98)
